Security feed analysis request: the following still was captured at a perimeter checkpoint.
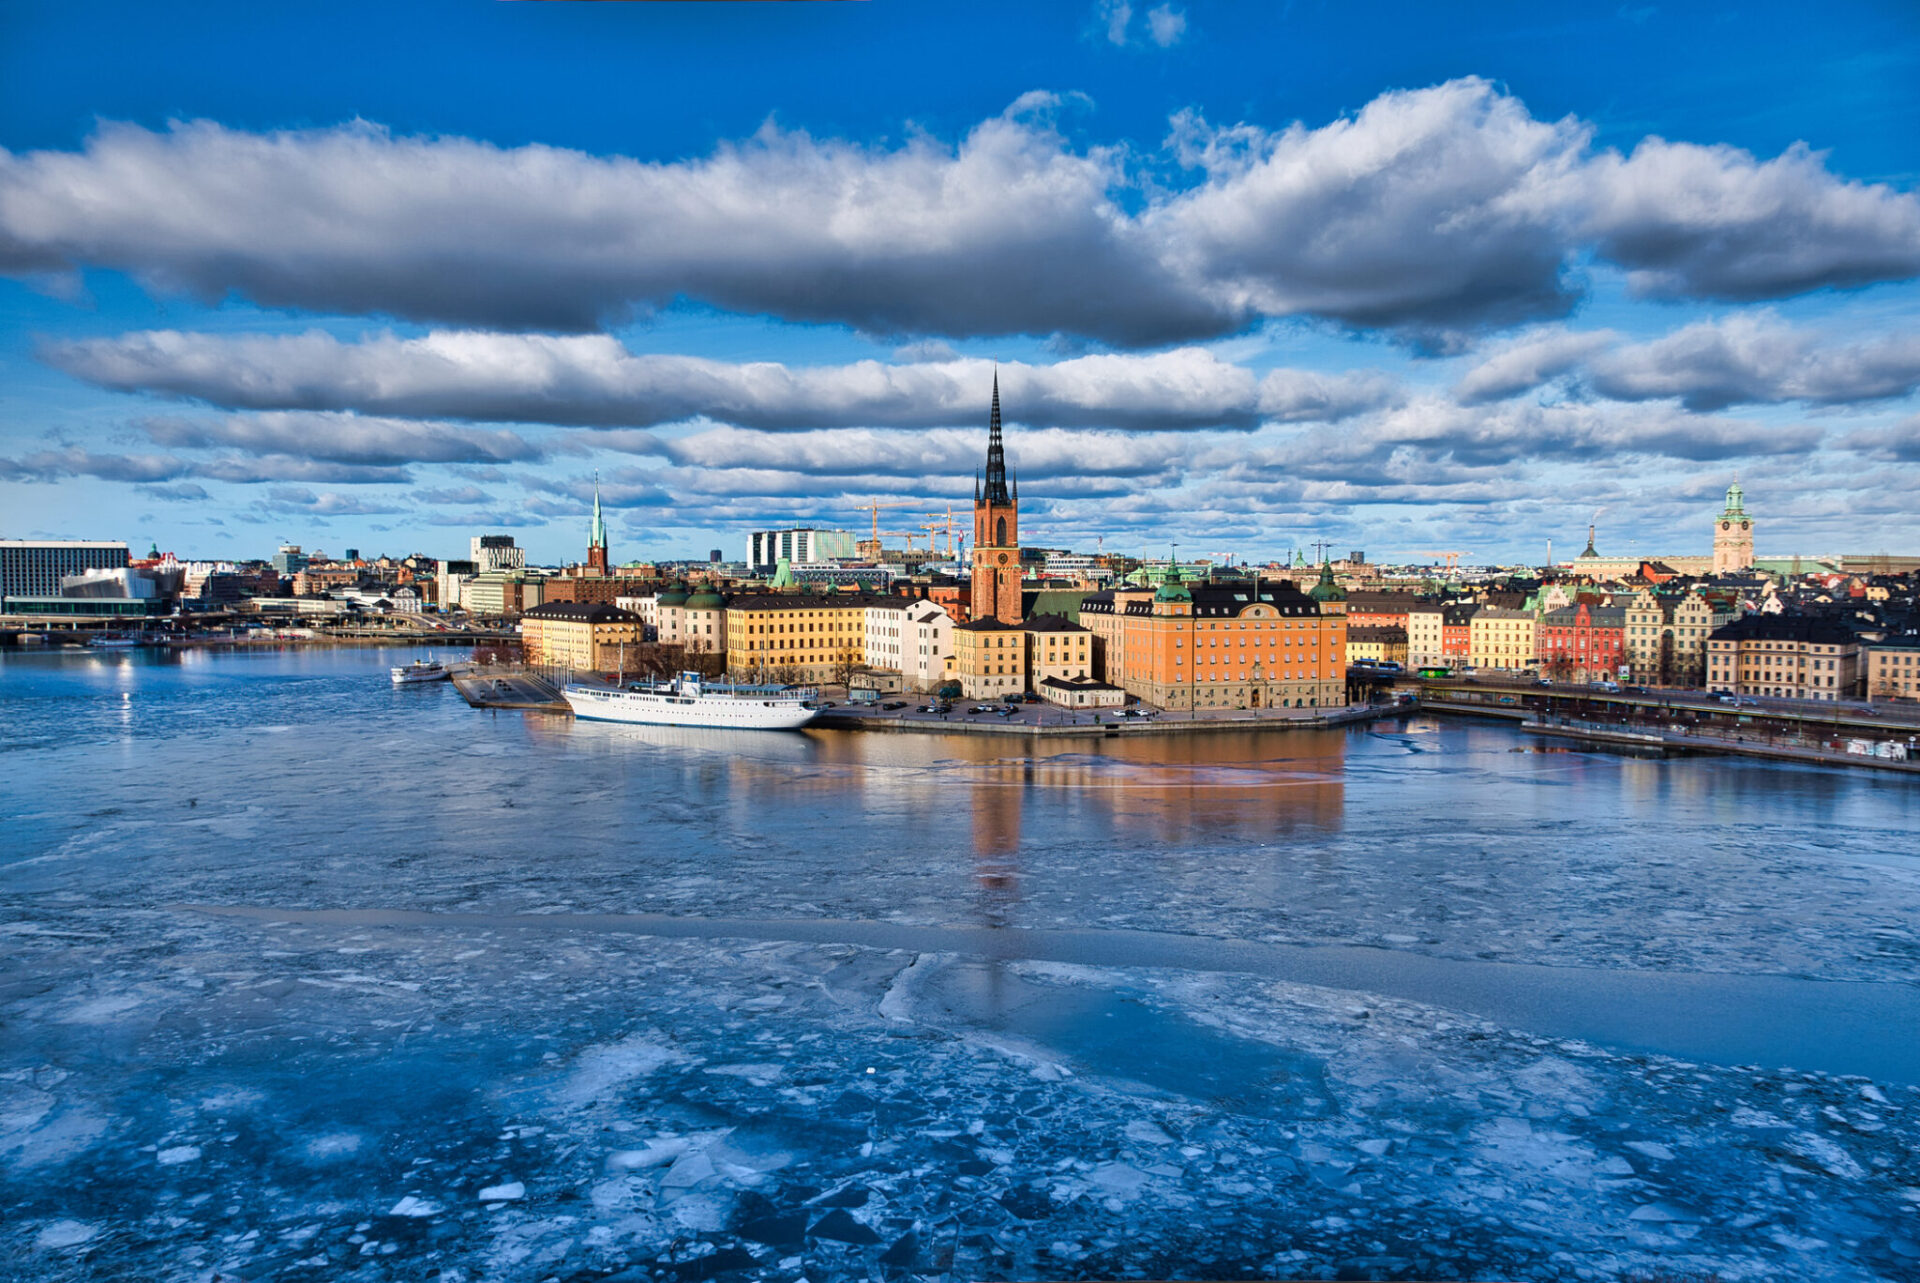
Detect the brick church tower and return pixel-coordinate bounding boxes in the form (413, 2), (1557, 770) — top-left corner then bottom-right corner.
(970, 374), (1023, 624)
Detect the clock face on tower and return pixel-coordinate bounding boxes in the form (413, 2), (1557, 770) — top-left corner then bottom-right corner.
(997, 553), (1010, 565)
(1721, 521), (1730, 531)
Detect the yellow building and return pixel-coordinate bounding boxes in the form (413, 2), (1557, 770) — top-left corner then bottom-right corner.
(950, 617), (1027, 698)
(520, 602), (643, 672)
(1468, 607), (1538, 674)
(1864, 640), (1920, 701)
(1346, 625), (1408, 667)
(725, 592), (878, 685)
(1625, 588), (1731, 686)
(1024, 613), (1093, 686)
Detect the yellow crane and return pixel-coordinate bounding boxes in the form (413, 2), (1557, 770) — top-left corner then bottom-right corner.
(852, 500), (920, 558)
(1422, 550), (1468, 570)
(922, 505), (964, 558)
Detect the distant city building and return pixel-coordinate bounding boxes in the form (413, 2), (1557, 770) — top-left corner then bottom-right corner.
(470, 534), (526, 573)
(709, 549), (723, 563)
(1346, 624), (1408, 667)
(437, 559), (477, 611)
(1, 540), (131, 602)
(1863, 638), (1920, 702)
(271, 544), (309, 575)
(1706, 616), (1860, 700)
(746, 528), (858, 574)
(1468, 606), (1537, 674)
(463, 570), (543, 618)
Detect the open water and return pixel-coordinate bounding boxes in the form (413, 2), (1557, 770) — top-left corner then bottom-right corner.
(2, 645), (1918, 1281)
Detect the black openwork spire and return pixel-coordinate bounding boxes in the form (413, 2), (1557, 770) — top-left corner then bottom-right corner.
(983, 370), (1011, 504)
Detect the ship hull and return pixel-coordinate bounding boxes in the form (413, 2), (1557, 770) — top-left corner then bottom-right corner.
(563, 684), (818, 730)
(391, 665), (450, 684)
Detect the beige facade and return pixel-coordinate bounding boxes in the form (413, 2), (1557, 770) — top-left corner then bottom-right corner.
(1024, 614), (1093, 687)
(1625, 588), (1730, 687)
(950, 618), (1027, 698)
(1468, 607), (1537, 673)
(1865, 643), (1920, 701)
(1346, 625), (1408, 667)
(1705, 618), (1860, 700)
(725, 594), (876, 685)
(1406, 606), (1446, 670)
(520, 602), (643, 672)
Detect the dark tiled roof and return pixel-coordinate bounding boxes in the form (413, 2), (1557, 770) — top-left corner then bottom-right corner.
(522, 602), (640, 624)
(1709, 615), (1857, 645)
(1023, 613), (1089, 634)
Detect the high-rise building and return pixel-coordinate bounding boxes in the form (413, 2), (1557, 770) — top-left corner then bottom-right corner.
(0, 540), (131, 600)
(470, 534), (526, 573)
(271, 544), (309, 575)
(970, 373), (1022, 625)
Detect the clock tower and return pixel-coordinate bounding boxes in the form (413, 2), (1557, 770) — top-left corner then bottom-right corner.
(1712, 480), (1753, 574)
(971, 373), (1023, 624)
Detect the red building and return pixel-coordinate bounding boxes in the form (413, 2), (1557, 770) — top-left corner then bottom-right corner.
(1441, 603), (1477, 663)
(1540, 602), (1627, 682)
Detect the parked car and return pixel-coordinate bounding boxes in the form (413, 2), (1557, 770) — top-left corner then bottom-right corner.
(968, 705), (989, 714)
(881, 701), (907, 710)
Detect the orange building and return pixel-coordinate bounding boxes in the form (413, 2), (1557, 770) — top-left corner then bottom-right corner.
(1080, 565), (1349, 711)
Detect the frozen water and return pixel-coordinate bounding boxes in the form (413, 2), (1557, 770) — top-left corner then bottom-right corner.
(3, 647), (1919, 1281)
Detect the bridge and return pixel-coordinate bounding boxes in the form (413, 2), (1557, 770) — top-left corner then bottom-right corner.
(1413, 676), (1920, 773)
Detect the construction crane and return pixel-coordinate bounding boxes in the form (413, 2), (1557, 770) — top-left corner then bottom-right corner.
(1310, 538), (1333, 564)
(1422, 550), (1468, 570)
(922, 505), (963, 559)
(851, 500), (919, 559)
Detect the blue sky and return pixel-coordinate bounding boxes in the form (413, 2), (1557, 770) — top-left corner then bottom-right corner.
(3, 0), (1918, 566)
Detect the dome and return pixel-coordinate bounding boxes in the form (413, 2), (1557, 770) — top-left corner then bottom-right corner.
(684, 588), (724, 610)
(656, 581), (690, 607)
(1309, 561), (1346, 602)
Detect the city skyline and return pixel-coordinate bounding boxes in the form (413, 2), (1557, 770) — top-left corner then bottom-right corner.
(4, 0), (1920, 564)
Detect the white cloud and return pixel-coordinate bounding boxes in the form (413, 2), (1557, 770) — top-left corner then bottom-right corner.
(141, 410), (544, 464)
(56, 331), (1382, 431)
(1587, 313), (1920, 410)
(6, 80), (1915, 344)
(1145, 5), (1187, 47)
(1453, 326), (1618, 403)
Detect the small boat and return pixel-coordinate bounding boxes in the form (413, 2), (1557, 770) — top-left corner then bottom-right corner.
(563, 671), (818, 730)
(87, 635), (143, 649)
(391, 660), (451, 684)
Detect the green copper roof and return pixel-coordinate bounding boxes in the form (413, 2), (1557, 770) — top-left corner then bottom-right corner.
(684, 587), (724, 610)
(768, 557), (796, 590)
(1154, 555), (1191, 602)
(1309, 560), (1346, 602)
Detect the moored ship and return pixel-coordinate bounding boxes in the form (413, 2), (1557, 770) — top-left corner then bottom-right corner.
(563, 672), (818, 730)
(390, 660), (451, 684)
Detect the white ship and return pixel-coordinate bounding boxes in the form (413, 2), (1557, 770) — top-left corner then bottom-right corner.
(390, 660), (451, 684)
(87, 635), (144, 649)
(563, 672), (819, 731)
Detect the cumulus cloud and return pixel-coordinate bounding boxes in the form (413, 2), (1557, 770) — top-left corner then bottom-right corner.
(6, 80), (1915, 344)
(253, 488), (403, 516)
(0, 446), (408, 486)
(1453, 326), (1618, 403)
(1840, 415), (1920, 462)
(1145, 5), (1187, 47)
(54, 330), (1389, 431)
(652, 424), (1191, 479)
(1587, 313), (1920, 411)
(140, 409), (544, 465)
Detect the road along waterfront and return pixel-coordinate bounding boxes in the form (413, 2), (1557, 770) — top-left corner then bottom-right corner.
(4, 646), (1918, 1281)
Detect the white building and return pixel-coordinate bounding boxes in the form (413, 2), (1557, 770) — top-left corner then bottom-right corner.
(469, 535), (525, 573)
(863, 599), (954, 692)
(747, 528), (858, 574)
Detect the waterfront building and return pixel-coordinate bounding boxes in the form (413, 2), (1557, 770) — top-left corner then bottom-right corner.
(725, 593), (878, 685)
(1864, 638), (1920, 702)
(1468, 607), (1537, 674)
(470, 535), (526, 574)
(1079, 565), (1347, 711)
(1441, 603), (1479, 666)
(970, 374), (1024, 625)
(950, 617), (1027, 698)
(521, 602), (643, 672)
(1541, 603), (1627, 682)
(1037, 674), (1127, 708)
(1624, 588), (1733, 687)
(1706, 616), (1860, 700)
(0, 539), (130, 601)
(746, 528), (859, 575)
(1712, 481), (1755, 575)
(1024, 613), (1094, 688)
(863, 599), (954, 692)
(437, 559), (477, 612)
(1346, 624), (1408, 667)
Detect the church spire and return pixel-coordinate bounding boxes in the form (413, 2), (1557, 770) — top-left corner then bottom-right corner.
(982, 369), (1011, 504)
(590, 470), (607, 550)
